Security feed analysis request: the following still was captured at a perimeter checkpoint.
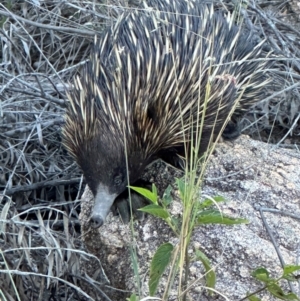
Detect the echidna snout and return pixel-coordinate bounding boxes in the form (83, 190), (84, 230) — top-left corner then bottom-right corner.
(90, 186), (118, 228)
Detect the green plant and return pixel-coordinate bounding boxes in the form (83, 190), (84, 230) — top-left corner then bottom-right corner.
(243, 266), (300, 301)
(130, 180), (248, 299)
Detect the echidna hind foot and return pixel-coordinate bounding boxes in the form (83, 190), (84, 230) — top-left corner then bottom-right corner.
(222, 121), (242, 140)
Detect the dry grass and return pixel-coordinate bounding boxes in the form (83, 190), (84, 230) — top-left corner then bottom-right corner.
(0, 0), (299, 300)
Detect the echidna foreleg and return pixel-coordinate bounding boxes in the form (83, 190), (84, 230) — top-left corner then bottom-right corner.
(111, 179), (151, 223)
(158, 147), (186, 170)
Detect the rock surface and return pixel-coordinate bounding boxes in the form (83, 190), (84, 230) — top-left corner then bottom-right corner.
(79, 135), (300, 300)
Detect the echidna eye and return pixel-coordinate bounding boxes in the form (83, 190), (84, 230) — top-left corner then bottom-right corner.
(114, 174), (123, 186)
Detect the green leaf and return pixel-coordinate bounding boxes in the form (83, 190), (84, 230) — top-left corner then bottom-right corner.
(176, 178), (186, 200)
(170, 216), (180, 230)
(283, 274), (298, 281)
(277, 293), (300, 301)
(251, 268), (270, 283)
(283, 265), (300, 276)
(247, 294), (261, 301)
(196, 209), (248, 225)
(130, 185), (157, 204)
(198, 196), (226, 210)
(139, 204), (170, 220)
(126, 293), (138, 301)
(195, 250), (216, 292)
(162, 185), (173, 207)
(152, 183), (158, 199)
(268, 283), (299, 300)
(149, 243), (174, 296)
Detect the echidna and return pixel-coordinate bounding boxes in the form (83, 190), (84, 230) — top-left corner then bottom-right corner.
(63, 0), (272, 227)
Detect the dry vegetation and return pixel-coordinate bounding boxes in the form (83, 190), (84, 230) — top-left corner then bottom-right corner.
(0, 0), (299, 300)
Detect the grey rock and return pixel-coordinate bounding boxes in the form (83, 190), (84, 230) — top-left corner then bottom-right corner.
(79, 135), (300, 300)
